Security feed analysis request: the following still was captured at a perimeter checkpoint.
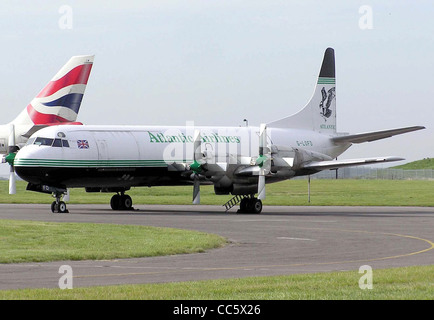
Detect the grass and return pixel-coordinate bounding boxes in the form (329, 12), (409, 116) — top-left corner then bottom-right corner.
(265, 179), (434, 206)
(1, 179), (434, 207)
(392, 158), (434, 170)
(0, 219), (227, 264)
(1, 265), (432, 300)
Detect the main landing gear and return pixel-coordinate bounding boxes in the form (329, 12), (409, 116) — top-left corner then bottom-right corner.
(110, 192), (134, 211)
(237, 196), (263, 214)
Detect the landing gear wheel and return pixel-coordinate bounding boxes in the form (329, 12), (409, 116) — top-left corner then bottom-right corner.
(51, 201), (58, 213)
(251, 199), (262, 214)
(110, 194), (121, 210)
(240, 198), (249, 212)
(110, 194), (133, 211)
(51, 200), (69, 213)
(58, 201), (69, 213)
(237, 197), (262, 214)
(121, 195), (133, 210)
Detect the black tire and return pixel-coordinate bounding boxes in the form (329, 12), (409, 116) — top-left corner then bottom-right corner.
(110, 194), (121, 210)
(58, 201), (68, 213)
(239, 198), (249, 212)
(121, 195), (133, 210)
(252, 199), (262, 214)
(51, 201), (58, 213)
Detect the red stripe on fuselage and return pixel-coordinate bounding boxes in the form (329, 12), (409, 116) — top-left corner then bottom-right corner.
(36, 63), (93, 98)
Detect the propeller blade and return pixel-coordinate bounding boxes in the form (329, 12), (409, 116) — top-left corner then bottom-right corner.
(193, 129), (202, 162)
(8, 124), (15, 149)
(191, 129), (201, 204)
(259, 123), (267, 156)
(193, 175), (200, 204)
(9, 166), (16, 195)
(257, 124), (269, 199)
(7, 124), (16, 195)
(63, 189), (70, 202)
(258, 174), (265, 200)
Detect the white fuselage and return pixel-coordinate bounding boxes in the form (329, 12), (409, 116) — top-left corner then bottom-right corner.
(14, 124), (350, 189)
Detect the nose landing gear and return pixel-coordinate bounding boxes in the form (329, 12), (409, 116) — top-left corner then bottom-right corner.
(51, 190), (69, 213)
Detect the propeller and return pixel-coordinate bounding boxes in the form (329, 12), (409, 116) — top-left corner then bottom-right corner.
(256, 124), (271, 200)
(190, 130), (203, 204)
(4, 124), (18, 194)
(63, 189), (70, 202)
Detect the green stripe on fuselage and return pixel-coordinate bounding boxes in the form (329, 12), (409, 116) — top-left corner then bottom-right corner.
(13, 158), (182, 168)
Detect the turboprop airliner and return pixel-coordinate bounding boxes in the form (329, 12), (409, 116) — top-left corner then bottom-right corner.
(1, 55), (94, 194)
(11, 48), (424, 213)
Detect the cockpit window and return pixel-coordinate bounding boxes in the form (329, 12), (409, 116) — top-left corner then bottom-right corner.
(31, 137), (69, 147)
(26, 137), (36, 146)
(52, 139), (62, 147)
(34, 137), (54, 146)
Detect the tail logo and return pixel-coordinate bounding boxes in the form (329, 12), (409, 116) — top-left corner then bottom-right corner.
(319, 87), (335, 121)
(26, 56), (93, 125)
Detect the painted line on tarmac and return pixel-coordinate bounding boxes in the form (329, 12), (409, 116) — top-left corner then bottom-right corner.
(72, 229), (434, 281)
(277, 237), (316, 241)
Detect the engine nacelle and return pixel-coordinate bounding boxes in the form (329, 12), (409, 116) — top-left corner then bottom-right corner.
(214, 185), (232, 195)
(214, 183), (258, 195)
(232, 184), (258, 195)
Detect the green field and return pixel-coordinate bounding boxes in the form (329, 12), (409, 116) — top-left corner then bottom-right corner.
(393, 158), (434, 170)
(0, 220), (227, 264)
(1, 265), (433, 300)
(2, 179), (434, 207)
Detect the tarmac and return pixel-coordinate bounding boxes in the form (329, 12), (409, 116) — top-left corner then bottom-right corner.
(0, 204), (433, 290)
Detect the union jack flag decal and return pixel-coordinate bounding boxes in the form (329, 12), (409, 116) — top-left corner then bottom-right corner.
(77, 140), (89, 149)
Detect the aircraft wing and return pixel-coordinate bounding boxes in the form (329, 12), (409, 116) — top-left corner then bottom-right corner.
(332, 126), (425, 144)
(302, 156), (404, 171)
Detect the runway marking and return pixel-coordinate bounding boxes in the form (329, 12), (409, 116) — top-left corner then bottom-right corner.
(194, 218), (337, 223)
(277, 237), (316, 241)
(72, 229), (434, 281)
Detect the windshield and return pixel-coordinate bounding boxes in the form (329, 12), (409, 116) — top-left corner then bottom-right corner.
(34, 137), (54, 146)
(26, 137), (36, 146)
(30, 137), (70, 147)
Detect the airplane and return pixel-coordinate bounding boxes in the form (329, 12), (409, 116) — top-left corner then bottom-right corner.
(1, 55), (94, 194)
(10, 48), (424, 213)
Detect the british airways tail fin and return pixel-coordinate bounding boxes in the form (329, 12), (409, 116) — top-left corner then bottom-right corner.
(11, 55), (94, 129)
(268, 48), (336, 133)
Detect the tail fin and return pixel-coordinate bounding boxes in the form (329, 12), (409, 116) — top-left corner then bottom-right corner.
(11, 55), (94, 127)
(268, 48), (336, 133)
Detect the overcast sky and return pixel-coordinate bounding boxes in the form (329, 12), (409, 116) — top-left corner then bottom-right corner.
(1, 1), (433, 176)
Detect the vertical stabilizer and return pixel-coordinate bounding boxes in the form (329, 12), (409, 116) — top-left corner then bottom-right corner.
(268, 48), (336, 133)
(11, 55), (94, 127)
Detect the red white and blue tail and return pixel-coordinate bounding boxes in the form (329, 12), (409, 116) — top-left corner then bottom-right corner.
(11, 55), (94, 130)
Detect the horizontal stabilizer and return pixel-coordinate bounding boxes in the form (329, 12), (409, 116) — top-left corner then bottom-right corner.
(302, 156), (404, 171)
(332, 126), (425, 144)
